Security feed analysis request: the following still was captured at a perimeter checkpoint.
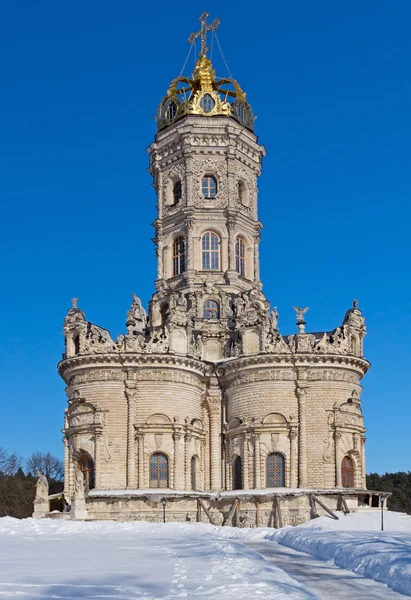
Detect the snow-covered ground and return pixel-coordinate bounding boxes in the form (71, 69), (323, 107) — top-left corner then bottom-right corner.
(0, 511), (410, 599)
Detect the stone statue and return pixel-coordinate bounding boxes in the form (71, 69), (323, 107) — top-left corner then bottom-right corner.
(74, 469), (85, 501)
(35, 471), (49, 502)
(271, 307), (279, 330)
(293, 306), (309, 324)
(293, 306), (309, 333)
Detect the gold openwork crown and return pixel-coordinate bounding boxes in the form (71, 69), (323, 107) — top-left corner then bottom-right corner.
(157, 14), (254, 132)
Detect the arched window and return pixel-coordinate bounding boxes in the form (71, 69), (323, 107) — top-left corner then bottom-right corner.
(73, 334), (80, 355)
(173, 237), (185, 276)
(160, 303), (169, 325)
(77, 452), (95, 491)
(232, 456), (242, 490)
(266, 453), (285, 487)
(203, 299), (220, 320)
(202, 175), (217, 199)
(235, 237), (246, 276)
(191, 455), (200, 490)
(341, 456), (354, 488)
(149, 453), (169, 488)
(238, 180), (249, 207)
(202, 231), (220, 270)
(173, 180), (182, 204)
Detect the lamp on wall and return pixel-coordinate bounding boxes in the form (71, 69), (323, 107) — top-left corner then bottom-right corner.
(161, 496), (167, 523)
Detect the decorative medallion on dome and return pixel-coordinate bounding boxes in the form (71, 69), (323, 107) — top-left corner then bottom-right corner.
(157, 13), (255, 132)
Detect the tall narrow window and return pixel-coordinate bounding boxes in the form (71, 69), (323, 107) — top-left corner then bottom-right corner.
(202, 176), (217, 199)
(341, 456), (354, 488)
(191, 455), (200, 490)
(149, 453), (169, 488)
(173, 237), (186, 276)
(235, 237), (246, 276)
(202, 231), (220, 270)
(173, 180), (182, 204)
(77, 453), (95, 491)
(73, 334), (80, 355)
(232, 456), (242, 490)
(266, 453), (285, 487)
(160, 303), (169, 325)
(203, 299), (220, 320)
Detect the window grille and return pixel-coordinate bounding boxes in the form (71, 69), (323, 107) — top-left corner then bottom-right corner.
(202, 231), (220, 270)
(202, 176), (217, 199)
(235, 237), (245, 276)
(266, 453), (285, 487)
(203, 299), (220, 320)
(149, 453), (169, 488)
(173, 237), (186, 276)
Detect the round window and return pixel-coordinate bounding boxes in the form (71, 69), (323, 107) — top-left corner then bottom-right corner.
(200, 94), (215, 114)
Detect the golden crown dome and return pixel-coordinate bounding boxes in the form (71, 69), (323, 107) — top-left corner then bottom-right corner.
(157, 14), (254, 132)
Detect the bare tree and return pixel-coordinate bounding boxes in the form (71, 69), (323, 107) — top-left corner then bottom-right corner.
(26, 452), (64, 484)
(0, 447), (22, 476)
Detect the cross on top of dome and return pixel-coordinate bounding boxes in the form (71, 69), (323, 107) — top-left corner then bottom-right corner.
(188, 12), (220, 59)
(157, 14), (255, 132)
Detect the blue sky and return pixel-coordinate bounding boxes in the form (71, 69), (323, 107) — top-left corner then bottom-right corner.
(0, 1), (410, 474)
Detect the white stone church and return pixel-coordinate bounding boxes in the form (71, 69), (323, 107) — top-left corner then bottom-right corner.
(56, 15), (374, 524)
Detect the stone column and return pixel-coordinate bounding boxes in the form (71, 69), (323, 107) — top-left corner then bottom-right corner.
(63, 435), (71, 497)
(227, 220), (236, 272)
(136, 431), (145, 488)
(184, 433), (192, 490)
(242, 435), (250, 489)
(253, 234), (261, 284)
(361, 436), (366, 488)
(125, 389), (137, 489)
(208, 381), (222, 491)
(335, 431), (343, 487)
(225, 438), (232, 490)
(94, 431), (102, 489)
(173, 430), (184, 490)
(254, 434), (261, 489)
(185, 218), (194, 270)
(289, 429), (298, 488)
(297, 387), (308, 487)
(157, 229), (164, 280)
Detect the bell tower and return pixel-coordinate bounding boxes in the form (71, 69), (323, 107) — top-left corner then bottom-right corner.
(147, 14), (269, 359)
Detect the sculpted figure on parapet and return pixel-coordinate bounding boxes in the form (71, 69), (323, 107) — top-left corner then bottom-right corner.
(35, 471), (49, 502)
(74, 469), (85, 501)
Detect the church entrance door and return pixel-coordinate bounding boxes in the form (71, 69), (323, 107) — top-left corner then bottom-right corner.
(232, 456), (242, 490)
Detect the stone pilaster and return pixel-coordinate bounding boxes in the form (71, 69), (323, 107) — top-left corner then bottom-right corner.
(173, 430), (184, 489)
(242, 434), (250, 489)
(136, 431), (145, 488)
(63, 435), (71, 497)
(335, 431), (343, 487)
(207, 380), (222, 491)
(254, 434), (261, 489)
(225, 439), (232, 490)
(297, 386), (307, 487)
(253, 234), (261, 283)
(125, 388), (137, 489)
(289, 428), (298, 488)
(184, 433), (192, 490)
(94, 431), (102, 489)
(361, 435), (366, 488)
(227, 219), (236, 272)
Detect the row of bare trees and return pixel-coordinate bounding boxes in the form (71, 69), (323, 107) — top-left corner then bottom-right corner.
(0, 447), (63, 518)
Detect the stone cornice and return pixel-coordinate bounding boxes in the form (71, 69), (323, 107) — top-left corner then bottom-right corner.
(217, 353), (370, 379)
(58, 352), (208, 384)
